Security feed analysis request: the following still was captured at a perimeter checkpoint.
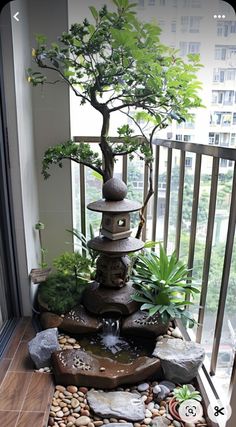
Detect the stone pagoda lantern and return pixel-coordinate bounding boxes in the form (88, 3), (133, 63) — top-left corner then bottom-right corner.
(82, 177), (144, 315)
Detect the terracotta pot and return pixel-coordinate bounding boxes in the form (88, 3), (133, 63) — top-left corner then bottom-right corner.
(168, 397), (183, 423)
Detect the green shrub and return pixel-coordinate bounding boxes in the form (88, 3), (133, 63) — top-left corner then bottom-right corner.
(38, 273), (87, 314)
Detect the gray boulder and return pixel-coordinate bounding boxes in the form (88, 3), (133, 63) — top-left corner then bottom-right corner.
(28, 327), (60, 368)
(87, 390), (145, 421)
(152, 338), (205, 383)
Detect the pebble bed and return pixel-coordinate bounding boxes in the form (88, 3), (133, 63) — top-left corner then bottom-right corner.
(36, 329), (208, 427)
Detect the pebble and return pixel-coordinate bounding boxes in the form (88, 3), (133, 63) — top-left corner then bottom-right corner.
(137, 383), (149, 392)
(79, 387), (88, 394)
(144, 418), (152, 425)
(71, 398), (80, 408)
(171, 327), (182, 338)
(67, 385), (78, 393)
(55, 410), (63, 418)
(153, 385), (161, 394)
(184, 424), (195, 427)
(159, 381), (176, 392)
(56, 386), (66, 392)
(75, 416), (91, 426)
(145, 409), (152, 418)
(173, 421), (182, 427)
(68, 338), (77, 344)
(147, 401), (155, 410)
(186, 384), (195, 392)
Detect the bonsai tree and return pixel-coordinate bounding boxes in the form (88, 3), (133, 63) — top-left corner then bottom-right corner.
(28, 0), (203, 237)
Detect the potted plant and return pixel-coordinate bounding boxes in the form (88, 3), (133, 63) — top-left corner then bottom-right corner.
(30, 221), (51, 283)
(131, 244), (199, 327)
(38, 250), (92, 314)
(168, 384), (202, 422)
(27, 0), (203, 237)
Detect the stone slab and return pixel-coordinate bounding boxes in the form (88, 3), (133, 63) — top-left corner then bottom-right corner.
(122, 311), (169, 337)
(52, 349), (161, 389)
(87, 390), (145, 421)
(83, 282), (139, 315)
(152, 338), (205, 383)
(40, 305), (103, 334)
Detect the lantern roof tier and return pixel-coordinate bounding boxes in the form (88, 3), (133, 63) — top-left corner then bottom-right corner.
(87, 199), (142, 213)
(87, 236), (144, 254)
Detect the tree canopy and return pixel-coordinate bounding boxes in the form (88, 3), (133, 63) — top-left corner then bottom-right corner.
(28, 0), (204, 184)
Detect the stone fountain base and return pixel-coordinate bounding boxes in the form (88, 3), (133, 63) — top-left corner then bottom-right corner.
(52, 348), (161, 389)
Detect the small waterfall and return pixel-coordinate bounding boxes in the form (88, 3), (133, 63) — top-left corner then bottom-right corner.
(100, 318), (123, 354)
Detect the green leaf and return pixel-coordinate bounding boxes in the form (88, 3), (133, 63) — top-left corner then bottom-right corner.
(89, 6), (98, 20)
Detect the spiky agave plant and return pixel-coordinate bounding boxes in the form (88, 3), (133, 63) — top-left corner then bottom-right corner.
(173, 385), (202, 403)
(131, 244), (199, 325)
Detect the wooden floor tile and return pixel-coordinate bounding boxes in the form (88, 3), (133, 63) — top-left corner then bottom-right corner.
(17, 411), (46, 427)
(4, 318), (30, 358)
(9, 341), (34, 372)
(22, 372), (54, 412)
(0, 410), (19, 427)
(21, 319), (36, 341)
(0, 358), (11, 386)
(0, 371), (32, 410)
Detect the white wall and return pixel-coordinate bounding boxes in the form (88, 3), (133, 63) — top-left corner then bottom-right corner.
(29, 0), (73, 266)
(0, 0), (40, 314)
(0, 0), (73, 314)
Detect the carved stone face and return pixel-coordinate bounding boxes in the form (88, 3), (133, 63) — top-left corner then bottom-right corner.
(95, 255), (131, 288)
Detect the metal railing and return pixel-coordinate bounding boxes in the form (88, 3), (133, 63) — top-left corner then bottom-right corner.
(74, 136), (236, 402)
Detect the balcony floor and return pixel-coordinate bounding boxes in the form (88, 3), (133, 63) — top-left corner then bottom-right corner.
(0, 318), (54, 427)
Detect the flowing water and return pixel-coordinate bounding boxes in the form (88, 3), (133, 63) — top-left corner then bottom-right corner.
(76, 317), (155, 363)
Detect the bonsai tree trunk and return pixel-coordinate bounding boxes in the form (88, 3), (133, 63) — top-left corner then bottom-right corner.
(100, 112), (114, 183)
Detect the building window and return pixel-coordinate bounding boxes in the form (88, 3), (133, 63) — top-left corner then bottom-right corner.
(185, 157), (193, 167)
(233, 113), (236, 125)
(226, 69), (236, 80)
(138, 0), (145, 6)
(181, 16), (201, 33)
(220, 158), (228, 167)
(148, 0), (155, 4)
(231, 133), (236, 144)
(176, 134), (183, 141)
(191, 0), (201, 6)
(217, 21), (236, 37)
(171, 20), (176, 32)
(210, 112), (231, 126)
(215, 46), (226, 60)
(209, 133), (215, 144)
(183, 134), (194, 142)
(212, 91), (234, 105)
(188, 42), (200, 54)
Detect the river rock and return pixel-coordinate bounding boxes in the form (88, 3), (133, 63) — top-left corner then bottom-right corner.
(159, 381), (176, 391)
(28, 327), (60, 368)
(154, 385), (170, 402)
(101, 424), (133, 427)
(152, 338), (205, 383)
(152, 416), (171, 426)
(137, 383), (149, 392)
(87, 390), (145, 421)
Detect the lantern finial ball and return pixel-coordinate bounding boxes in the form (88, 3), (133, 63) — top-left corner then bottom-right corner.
(102, 177), (127, 201)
